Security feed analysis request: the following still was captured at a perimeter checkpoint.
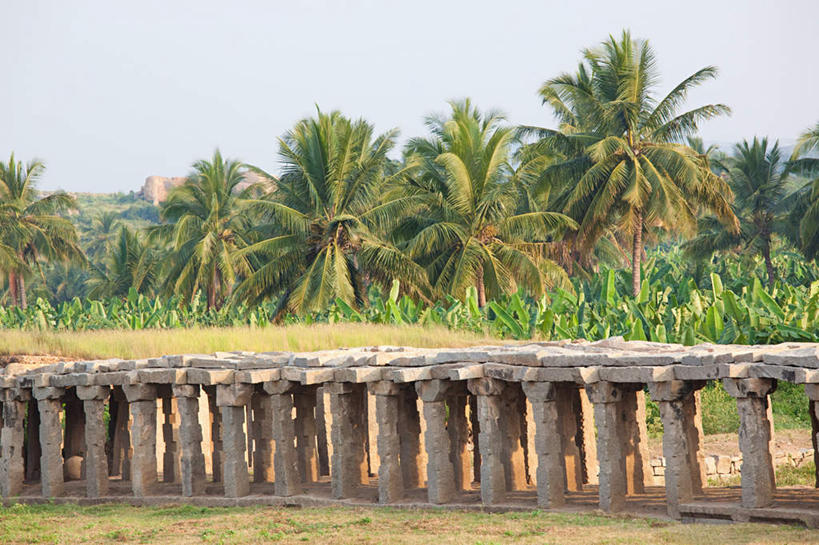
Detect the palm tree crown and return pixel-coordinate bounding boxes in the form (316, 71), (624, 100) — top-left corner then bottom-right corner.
(534, 31), (738, 295)
(235, 110), (427, 315)
(395, 100), (576, 306)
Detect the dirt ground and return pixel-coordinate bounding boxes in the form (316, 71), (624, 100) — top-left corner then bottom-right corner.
(647, 429), (813, 459)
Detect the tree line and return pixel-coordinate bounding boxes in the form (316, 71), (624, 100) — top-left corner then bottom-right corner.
(2, 31), (819, 318)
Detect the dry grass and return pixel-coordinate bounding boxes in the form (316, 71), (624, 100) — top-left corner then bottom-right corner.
(0, 504), (815, 545)
(0, 324), (498, 360)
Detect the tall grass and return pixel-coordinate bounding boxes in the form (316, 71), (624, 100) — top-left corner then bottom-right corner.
(0, 324), (498, 360)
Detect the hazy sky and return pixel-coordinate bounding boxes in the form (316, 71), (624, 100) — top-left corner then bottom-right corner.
(4, 0), (818, 193)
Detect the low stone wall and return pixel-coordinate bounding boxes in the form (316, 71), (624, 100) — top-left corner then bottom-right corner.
(1, 338), (819, 525)
(650, 448), (816, 481)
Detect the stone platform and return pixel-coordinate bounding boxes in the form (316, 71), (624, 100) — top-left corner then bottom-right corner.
(2, 338), (819, 526)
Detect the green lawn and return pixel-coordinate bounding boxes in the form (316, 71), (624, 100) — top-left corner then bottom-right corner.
(0, 503), (816, 545)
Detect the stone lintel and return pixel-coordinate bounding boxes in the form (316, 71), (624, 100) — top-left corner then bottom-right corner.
(32, 386), (65, 400)
(584, 381), (624, 404)
(368, 380), (402, 397)
(123, 383), (158, 402)
(185, 369), (234, 385)
(334, 366), (384, 383)
(415, 379), (451, 402)
(647, 380), (706, 402)
(521, 381), (557, 402)
(172, 384), (200, 398)
(722, 378), (777, 399)
(467, 377), (505, 396)
(76, 385), (110, 401)
(262, 379), (297, 395)
(216, 383), (254, 406)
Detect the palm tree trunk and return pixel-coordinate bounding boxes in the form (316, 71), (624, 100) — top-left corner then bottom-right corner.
(207, 268), (217, 310)
(476, 265), (486, 307)
(632, 209), (643, 297)
(18, 275), (27, 309)
(762, 237), (775, 288)
(8, 270), (18, 307)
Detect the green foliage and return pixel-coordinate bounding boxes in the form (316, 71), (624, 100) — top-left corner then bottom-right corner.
(700, 381), (740, 435)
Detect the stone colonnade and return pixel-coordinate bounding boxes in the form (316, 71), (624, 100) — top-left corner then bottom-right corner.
(1, 340), (819, 524)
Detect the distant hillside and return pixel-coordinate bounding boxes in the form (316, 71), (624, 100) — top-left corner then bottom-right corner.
(70, 191), (160, 230)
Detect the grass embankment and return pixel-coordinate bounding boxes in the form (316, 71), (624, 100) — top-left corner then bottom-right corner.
(0, 324), (497, 360)
(0, 504), (816, 545)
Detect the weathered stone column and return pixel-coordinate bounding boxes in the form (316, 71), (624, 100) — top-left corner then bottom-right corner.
(25, 399), (41, 482)
(578, 388), (598, 485)
(417, 380), (456, 504)
(0, 388), (29, 497)
(161, 395), (181, 483)
(294, 388), (319, 483)
(124, 384), (158, 497)
(328, 382), (369, 499)
(216, 383), (253, 498)
(370, 381), (404, 503)
(264, 381), (301, 497)
(109, 388), (131, 479)
(468, 377), (506, 504)
(447, 390), (472, 492)
(807, 385), (819, 488)
(34, 386), (65, 498)
(316, 386), (332, 476)
(173, 385), (206, 496)
(586, 381), (627, 512)
(500, 383), (527, 491)
(398, 385), (424, 489)
(62, 391), (85, 480)
(77, 385), (110, 498)
(556, 385), (583, 492)
(723, 378), (777, 508)
(522, 381), (565, 508)
(251, 390), (275, 483)
(648, 380), (705, 518)
(205, 386), (222, 482)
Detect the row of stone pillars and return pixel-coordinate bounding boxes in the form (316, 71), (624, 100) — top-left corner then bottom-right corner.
(0, 376), (802, 518)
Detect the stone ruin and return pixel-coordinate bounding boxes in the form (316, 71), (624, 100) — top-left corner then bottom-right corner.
(2, 338), (819, 526)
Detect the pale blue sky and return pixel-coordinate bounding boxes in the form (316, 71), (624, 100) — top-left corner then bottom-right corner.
(3, 0), (818, 192)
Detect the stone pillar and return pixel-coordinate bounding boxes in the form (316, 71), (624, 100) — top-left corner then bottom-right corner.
(578, 388), (598, 485)
(294, 388), (319, 483)
(251, 391), (275, 483)
(723, 378), (777, 508)
(264, 381), (301, 497)
(556, 386), (583, 492)
(161, 396), (181, 483)
(468, 378), (506, 504)
(687, 389), (707, 493)
(417, 380), (456, 504)
(447, 391), (471, 492)
(328, 382), (369, 499)
(808, 386), (819, 488)
(173, 385), (206, 497)
(397, 385), (424, 489)
(365, 389), (380, 478)
(0, 389), (29, 497)
(370, 381), (404, 503)
(62, 391), (86, 480)
(316, 386), (332, 476)
(522, 381), (565, 508)
(586, 381), (627, 512)
(109, 388), (131, 479)
(24, 399), (41, 482)
(626, 388), (653, 491)
(500, 383), (527, 491)
(648, 380), (705, 518)
(34, 386), (64, 498)
(123, 384), (158, 497)
(77, 386), (110, 498)
(205, 387), (222, 482)
(216, 383), (253, 498)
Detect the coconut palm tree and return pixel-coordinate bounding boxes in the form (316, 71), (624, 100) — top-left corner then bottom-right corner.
(0, 154), (83, 307)
(87, 226), (162, 298)
(684, 138), (795, 286)
(532, 31), (738, 295)
(393, 100), (576, 306)
(234, 110), (428, 316)
(84, 211), (122, 258)
(790, 122), (819, 260)
(151, 150), (255, 309)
